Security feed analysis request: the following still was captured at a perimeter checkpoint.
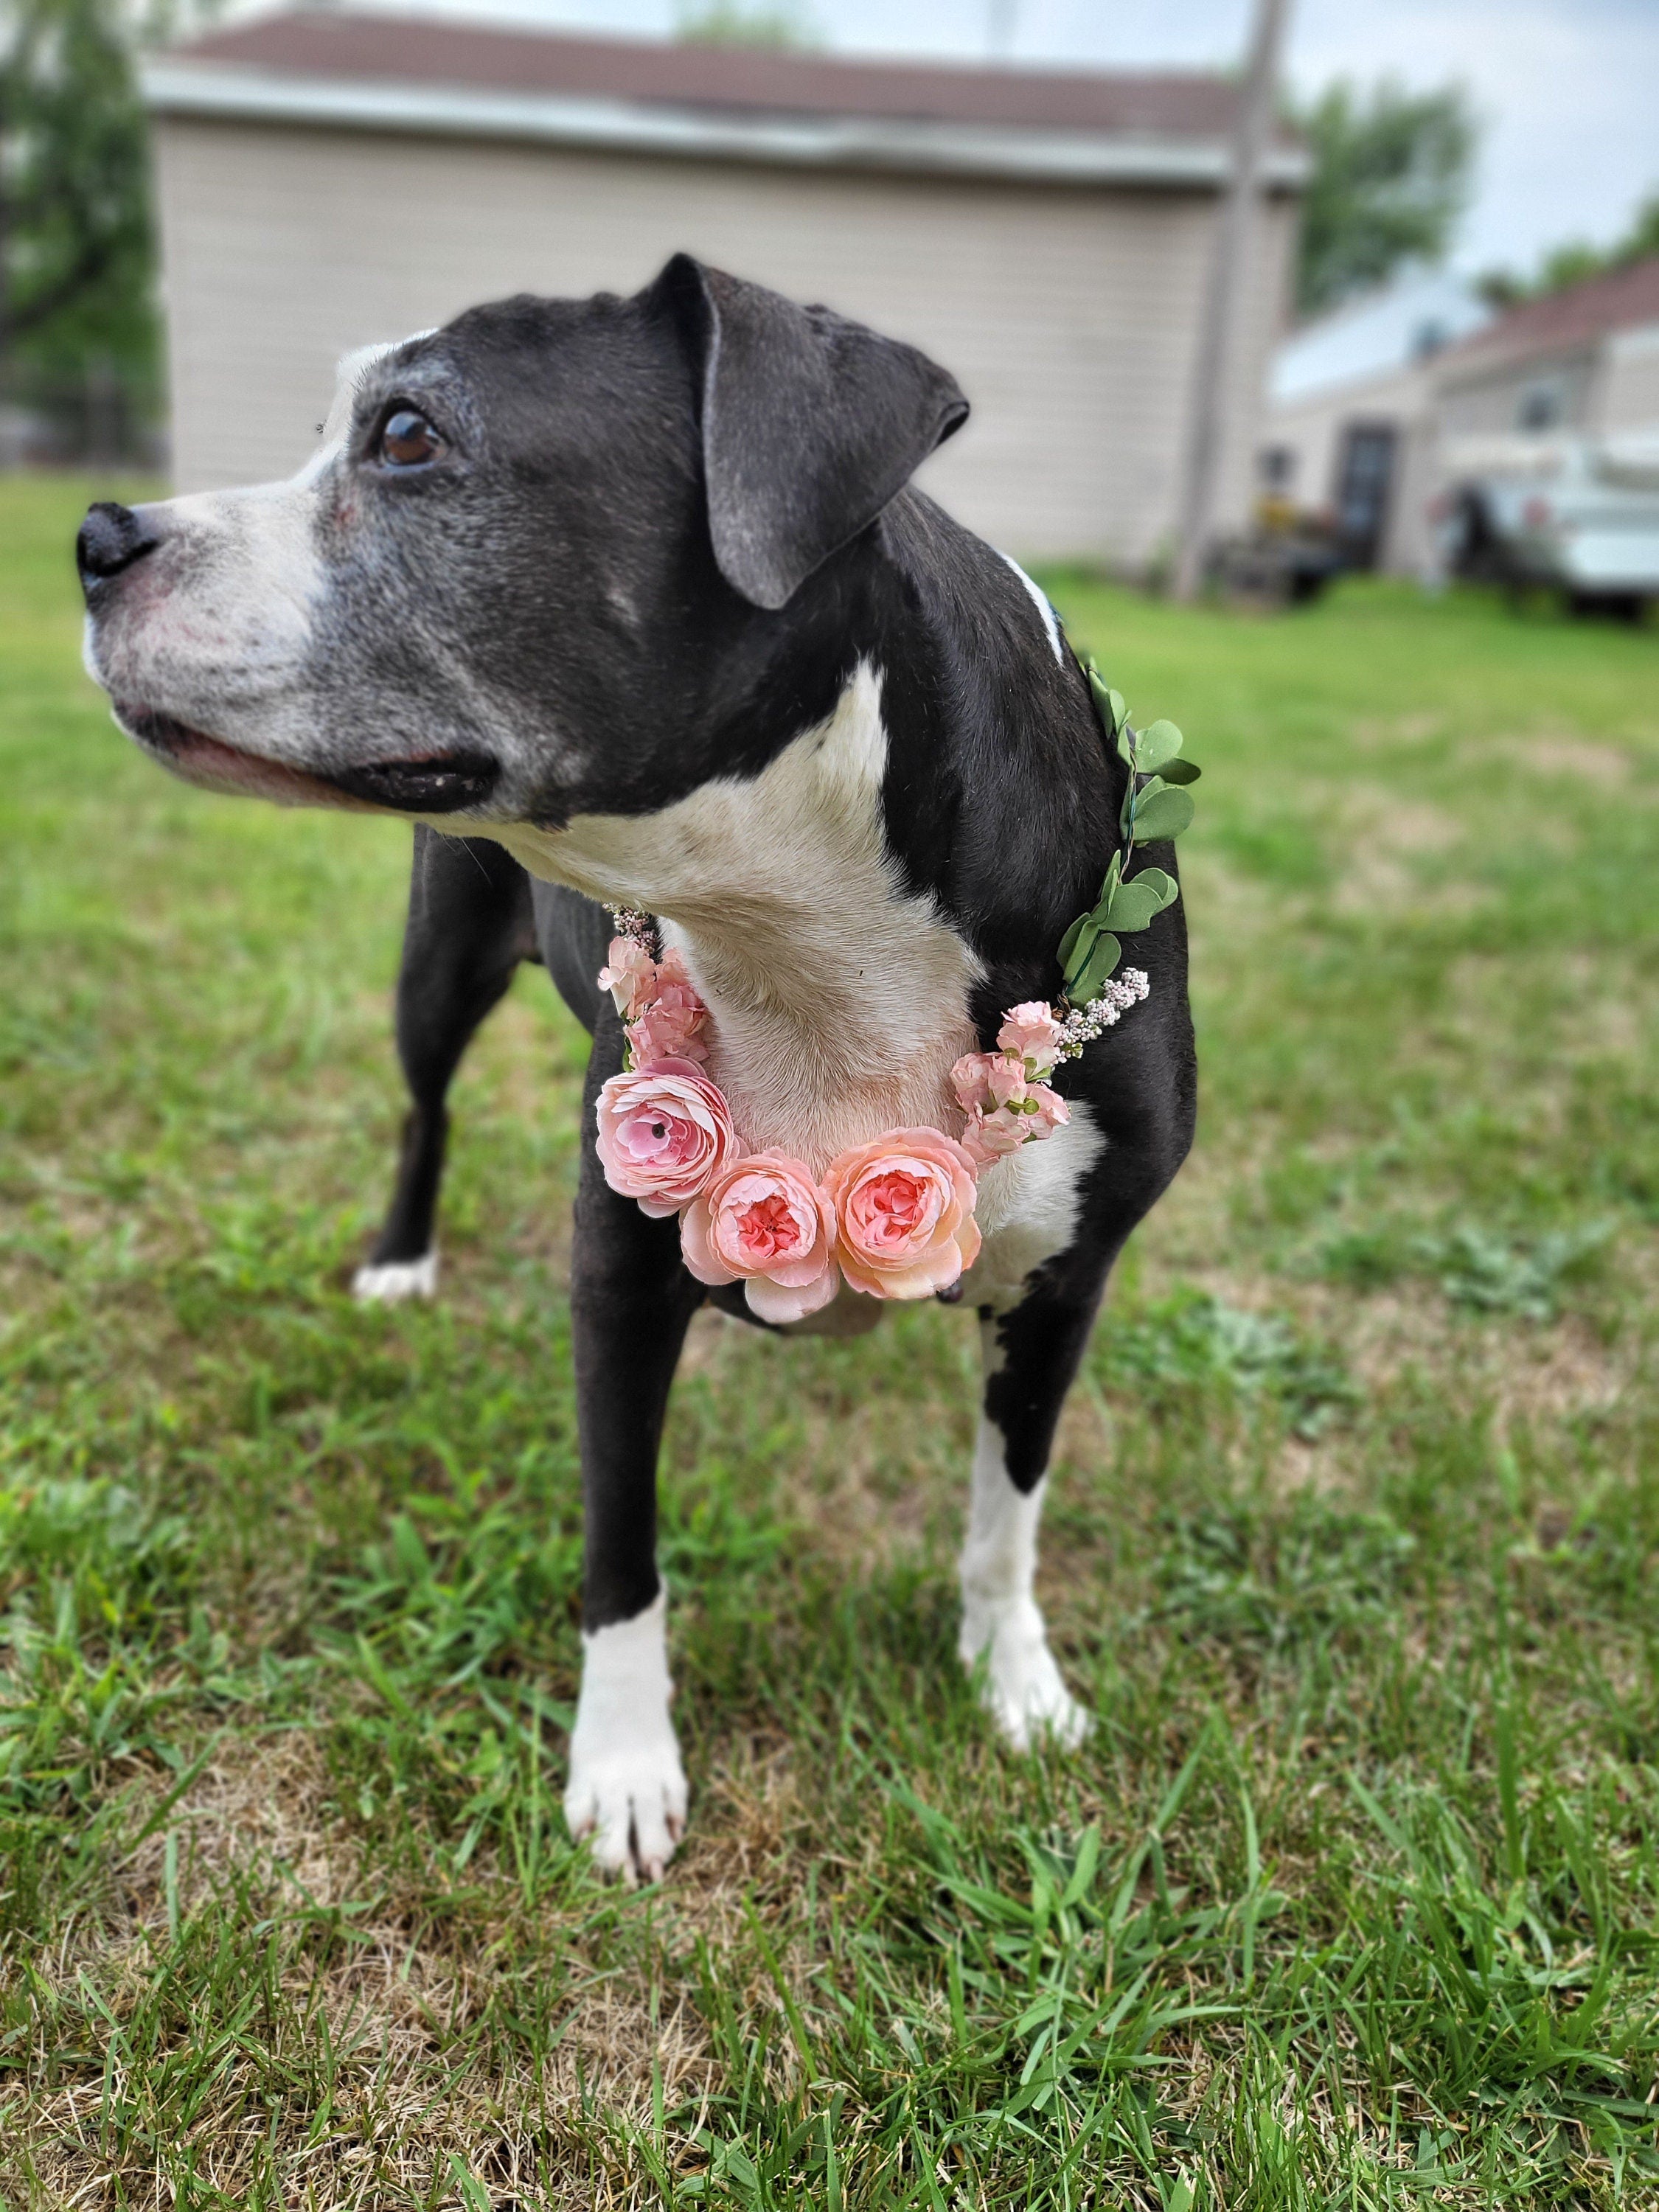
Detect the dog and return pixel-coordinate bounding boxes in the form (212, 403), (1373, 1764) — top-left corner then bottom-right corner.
(78, 256), (1195, 1880)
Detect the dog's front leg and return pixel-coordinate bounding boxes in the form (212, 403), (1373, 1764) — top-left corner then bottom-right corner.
(959, 1287), (1105, 1750)
(563, 1046), (703, 1882)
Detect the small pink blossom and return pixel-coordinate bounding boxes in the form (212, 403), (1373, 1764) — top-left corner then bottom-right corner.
(824, 1128), (981, 1301)
(960, 1107), (1029, 1168)
(1026, 1082), (1069, 1134)
(680, 1151), (839, 1324)
(950, 1051), (1004, 1117)
(595, 1058), (737, 1217)
(626, 977), (709, 1065)
(961, 1082), (1069, 1169)
(983, 1054), (1028, 1110)
(998, 1001), (1065, 1074)
(596, 936), (656, 1022)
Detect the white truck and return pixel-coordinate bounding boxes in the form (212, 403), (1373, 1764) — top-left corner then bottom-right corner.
(1438, 433), (1659, 619)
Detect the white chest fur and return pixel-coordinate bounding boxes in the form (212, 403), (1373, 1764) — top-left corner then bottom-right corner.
(492, 664), (982, 1173)
(479, 663), (1099, 1292)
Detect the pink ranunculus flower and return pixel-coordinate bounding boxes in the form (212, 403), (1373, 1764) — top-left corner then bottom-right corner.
(594, 1057), (737, 1217)
(824, 1127), (982, 1301)
(679, 1150), (840, 1324)
(597, 936), (657, 1022)
(997, 1000), (1065, 1074)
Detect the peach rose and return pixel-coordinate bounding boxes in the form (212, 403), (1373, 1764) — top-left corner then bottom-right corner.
(597, 936), (657, 1022)
(997, 1001), (1065, 1074)
(680, 1151), (840, 1324)
(824, 1127), (981, 1300)
(595, 1058), (737, 1217)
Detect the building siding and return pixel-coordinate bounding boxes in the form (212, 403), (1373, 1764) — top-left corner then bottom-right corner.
(153, 114), (1294, 564)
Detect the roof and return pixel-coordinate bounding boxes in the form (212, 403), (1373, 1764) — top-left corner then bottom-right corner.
(144, 9), (1310, 190)
(1270, 272), (1492, 407)
(1439, 254), (1659, 381)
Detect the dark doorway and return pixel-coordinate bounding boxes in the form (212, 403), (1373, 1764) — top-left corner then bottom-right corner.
(1334, 421), (1397, 569)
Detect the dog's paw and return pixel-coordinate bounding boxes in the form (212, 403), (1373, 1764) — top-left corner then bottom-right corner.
(960, 1598), (1093, 1754)
(352, 1252), (438, 1305)
(563, 1592), (686, 1883)
(563, 1729), (687, 1884)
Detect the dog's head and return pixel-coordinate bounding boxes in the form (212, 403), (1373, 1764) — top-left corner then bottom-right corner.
(79, 257), (967, 827)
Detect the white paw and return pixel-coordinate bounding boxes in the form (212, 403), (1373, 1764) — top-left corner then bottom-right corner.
(563, 1728), (687, 1883)
(960, 1597), (1093, 1753)
(563, 1590), (686, 1882)
(352, 1251), (438, 1304)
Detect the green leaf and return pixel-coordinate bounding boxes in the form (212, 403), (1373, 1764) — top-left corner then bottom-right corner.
(1102, 866), (1179, 933)
(1056, 914), (1089, 973)
(1130, 785), (1196, 841)
(1072, 932), (1123, 1003)
(1096, 850), (1123, 908)
(1132, 719), (1184, 773)
(1086, 666), (1127, 737)
(1158, 757), (1202, 785)
(1060, 919), (1099, 992)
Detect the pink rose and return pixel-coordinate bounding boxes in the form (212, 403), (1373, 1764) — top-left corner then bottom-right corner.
(595, 1059), (737, 1217)
(597, 936), (656, 1022)
(997, 1001), (1065, 1074)
(680, 1151), (840, 1324)
(824, 1127), (982, 1301)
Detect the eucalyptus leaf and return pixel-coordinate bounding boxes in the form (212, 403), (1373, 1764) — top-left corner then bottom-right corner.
(1057, 914), (1088, 973)
(1132, 720), (1184, 773)
(1118, 723), (1136, 766)
(1107, 688), (1127, 734)
(1096, 851), (1123, 907)
(1102, 866), (1179, 934)
(1060, 918), (1100, 992)
(1158, 758), (1202, 785)
(1072, 932), (1123, 1003)
(1130, 785), (1196, 842)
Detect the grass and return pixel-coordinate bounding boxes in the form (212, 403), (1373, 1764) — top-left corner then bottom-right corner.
(1, 472), (1658, 2208)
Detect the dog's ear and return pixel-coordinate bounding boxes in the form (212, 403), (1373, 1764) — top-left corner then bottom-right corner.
(656, 253), (969, 611)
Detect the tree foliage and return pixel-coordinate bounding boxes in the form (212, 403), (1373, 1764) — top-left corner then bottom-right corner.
(1478, 188), (1659, 307)
(1294, 78), (1476, 318)
(0, 0), (174, 391)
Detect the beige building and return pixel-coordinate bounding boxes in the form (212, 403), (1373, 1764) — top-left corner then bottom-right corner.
(143, 10), (1305, 566)
(1264, 257), (1659, 576)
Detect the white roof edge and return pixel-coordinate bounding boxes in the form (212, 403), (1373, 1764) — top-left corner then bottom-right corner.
(141, 60), (1311, 188)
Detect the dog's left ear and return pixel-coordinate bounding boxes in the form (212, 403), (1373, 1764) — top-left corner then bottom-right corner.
(657, 253), (970, 611)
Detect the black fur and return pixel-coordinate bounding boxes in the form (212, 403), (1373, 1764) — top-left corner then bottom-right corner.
(80, 257), (1196, 1671)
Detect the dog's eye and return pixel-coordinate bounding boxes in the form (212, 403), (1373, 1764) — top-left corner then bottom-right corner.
(378, 408), (442, 469)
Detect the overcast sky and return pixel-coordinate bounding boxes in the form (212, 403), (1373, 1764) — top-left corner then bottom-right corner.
(371, 0), (1659, 276)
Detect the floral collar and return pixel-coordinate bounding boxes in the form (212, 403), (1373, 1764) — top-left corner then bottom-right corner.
(593, 657), (1197, 1321)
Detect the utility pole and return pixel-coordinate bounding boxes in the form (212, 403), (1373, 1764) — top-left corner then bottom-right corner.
(1172, 0), (1291, 600)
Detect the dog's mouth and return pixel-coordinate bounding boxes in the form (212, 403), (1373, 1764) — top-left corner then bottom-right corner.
(114, 706), (501, 815)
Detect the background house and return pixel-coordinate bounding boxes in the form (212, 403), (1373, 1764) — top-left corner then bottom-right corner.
(1261, 271), (1491, 574)
(1265, 255), (1659, 577)
(142, 10), (1307, 567)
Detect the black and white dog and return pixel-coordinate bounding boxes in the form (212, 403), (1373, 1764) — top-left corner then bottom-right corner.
(78, 257), (1194, 1880)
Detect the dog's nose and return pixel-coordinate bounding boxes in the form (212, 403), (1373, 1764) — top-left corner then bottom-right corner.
(77, 501), (160, 592)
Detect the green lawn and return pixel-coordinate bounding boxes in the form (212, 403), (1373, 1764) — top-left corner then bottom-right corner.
(2, 473), (1658, 2209)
